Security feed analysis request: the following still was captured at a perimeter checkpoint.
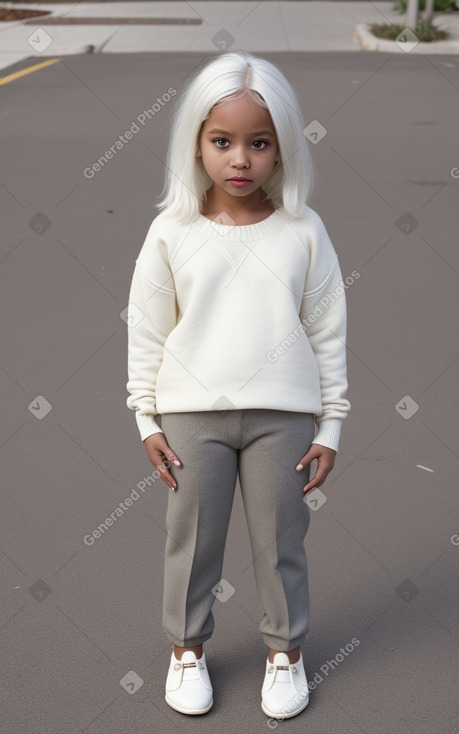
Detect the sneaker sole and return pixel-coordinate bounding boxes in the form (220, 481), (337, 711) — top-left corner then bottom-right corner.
(165, 694), (213, 715)
(261, 696), (309, 719)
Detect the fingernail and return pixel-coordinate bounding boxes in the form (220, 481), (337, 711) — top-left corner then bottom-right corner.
(296, 464), (303, 471)
(173, 460), (181, 466)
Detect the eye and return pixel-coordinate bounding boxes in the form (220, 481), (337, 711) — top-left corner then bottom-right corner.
(252, 140), (269, 149)
(213, 138), (229, 148)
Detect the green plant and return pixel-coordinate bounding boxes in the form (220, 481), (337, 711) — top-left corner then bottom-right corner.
(392, 0), (456, 12)
(369, 19), (449, 40)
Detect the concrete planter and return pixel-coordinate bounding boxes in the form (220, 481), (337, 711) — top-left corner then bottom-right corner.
(354, 20), (459, 53)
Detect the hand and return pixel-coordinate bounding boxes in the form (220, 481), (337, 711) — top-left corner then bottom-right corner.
(296, 443), (337, 494)
(143, 433), (181, 491)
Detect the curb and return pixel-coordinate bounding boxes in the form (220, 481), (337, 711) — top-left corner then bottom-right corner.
(354, 22), (459, 54)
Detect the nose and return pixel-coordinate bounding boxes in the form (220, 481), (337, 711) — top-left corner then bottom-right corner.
(231, 146), (250, 168)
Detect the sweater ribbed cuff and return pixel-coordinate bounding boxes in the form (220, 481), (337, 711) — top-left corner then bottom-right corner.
(135, 412), (164, 442)
(311, 418), (343, 453)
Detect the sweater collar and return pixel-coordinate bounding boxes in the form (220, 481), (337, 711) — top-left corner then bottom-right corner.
(191, 207), (291, 241)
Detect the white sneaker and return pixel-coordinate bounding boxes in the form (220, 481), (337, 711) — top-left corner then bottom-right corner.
(261, 651), (309, 719)
(165, 650), (213, 715)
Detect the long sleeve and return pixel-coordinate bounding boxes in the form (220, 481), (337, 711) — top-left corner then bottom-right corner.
(299, 211), (351, 452)
(126, 220), (178, 441)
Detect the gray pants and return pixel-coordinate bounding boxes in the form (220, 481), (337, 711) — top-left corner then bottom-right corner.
(157, 408), (315, 651)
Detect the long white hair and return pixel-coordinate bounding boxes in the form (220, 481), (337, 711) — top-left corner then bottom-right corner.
(156, 52), (316, 223)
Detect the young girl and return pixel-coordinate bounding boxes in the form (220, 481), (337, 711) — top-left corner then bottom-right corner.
(126, 52), (350, 720)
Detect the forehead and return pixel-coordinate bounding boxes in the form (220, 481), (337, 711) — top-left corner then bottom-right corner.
(203, 93), (276, 134)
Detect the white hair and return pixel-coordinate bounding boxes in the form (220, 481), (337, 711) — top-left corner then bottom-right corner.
(156, 52), (316, 223)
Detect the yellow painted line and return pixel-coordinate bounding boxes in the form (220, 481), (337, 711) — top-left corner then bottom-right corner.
(0, 58), (61, 86)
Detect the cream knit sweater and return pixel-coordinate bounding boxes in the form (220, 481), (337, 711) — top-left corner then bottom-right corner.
(126, 204), (351, 452)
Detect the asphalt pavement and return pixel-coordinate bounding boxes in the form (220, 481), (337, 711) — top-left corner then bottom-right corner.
(2, 0), (459, 73)
(1, 38), (459, 734)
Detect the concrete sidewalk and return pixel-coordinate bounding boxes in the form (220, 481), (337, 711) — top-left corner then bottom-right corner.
(2, 1), (459, 73)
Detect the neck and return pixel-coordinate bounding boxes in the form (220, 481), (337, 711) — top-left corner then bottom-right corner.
(202, 185), (270, 219)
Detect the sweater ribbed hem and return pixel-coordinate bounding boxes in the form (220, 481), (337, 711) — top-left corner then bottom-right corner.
(135, 412), (163, 442)
(134, 409), (344, 452)
(311, 418), (343, 453)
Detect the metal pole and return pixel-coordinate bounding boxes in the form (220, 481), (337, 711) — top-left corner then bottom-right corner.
(405, 0), (419, 29)
(424, 0), (435, 21)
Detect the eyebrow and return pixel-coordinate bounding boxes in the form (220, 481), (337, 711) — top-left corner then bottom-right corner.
(206, 128), (275, 137)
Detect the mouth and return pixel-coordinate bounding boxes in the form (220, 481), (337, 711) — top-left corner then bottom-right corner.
(227, 177), (252, 182)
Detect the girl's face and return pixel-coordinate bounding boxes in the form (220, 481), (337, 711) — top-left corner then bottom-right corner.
(197, 92), (279, 208)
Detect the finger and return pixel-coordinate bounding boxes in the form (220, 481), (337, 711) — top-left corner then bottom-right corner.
(303, 465), (330, 494)
(296, 448), (321, 471)
(296, 454), (312, 470)
(164, 451), (181, 467)
(149, 436), (181, 467)
(146, 446), (179, 485)
(155, 459), (178, 491)
(155, 437), (181, 468)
